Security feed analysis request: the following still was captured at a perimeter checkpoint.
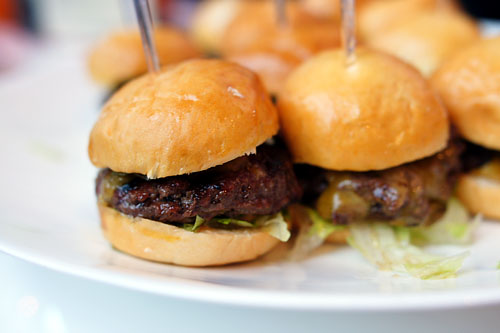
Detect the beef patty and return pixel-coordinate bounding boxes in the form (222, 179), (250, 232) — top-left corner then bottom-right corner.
(96, 144), (302, 223)
(296, 139), (463, 227)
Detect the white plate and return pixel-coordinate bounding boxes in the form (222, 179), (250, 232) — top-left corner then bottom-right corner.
(1, 41), (500, 313)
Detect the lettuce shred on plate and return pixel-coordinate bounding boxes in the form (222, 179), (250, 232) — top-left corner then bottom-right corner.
(292, 199), (478, 279)
(183, 212), (290, 242)
(347, 223), (469, 280)
(289, 207), (345, 260)
(408, 198), (479, 245)
(347, 198), (477, 279)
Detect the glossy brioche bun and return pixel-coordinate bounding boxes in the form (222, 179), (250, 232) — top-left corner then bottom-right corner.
(358, 0), (461, 41)
(190, 0), (241, 54)
(277, 48), (449, 171)
(457, 174), (500, 220)
(89, 59), (278, 178)
(99, 204), (280, 266)
(228, 49), (303, 96)
(88, 26), (199, 86)
(431, 37), (500, 150)
(368, 12), (479, 76)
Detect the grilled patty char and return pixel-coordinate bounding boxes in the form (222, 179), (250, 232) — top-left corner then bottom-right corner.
(97, 144), (302, 223)
(296, 139), (463, 227)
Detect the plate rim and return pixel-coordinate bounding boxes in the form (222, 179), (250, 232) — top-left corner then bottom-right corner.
(3, 242), (500, 312)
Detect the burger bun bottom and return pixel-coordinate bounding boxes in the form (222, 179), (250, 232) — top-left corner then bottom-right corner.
(99, 203), (280, 266)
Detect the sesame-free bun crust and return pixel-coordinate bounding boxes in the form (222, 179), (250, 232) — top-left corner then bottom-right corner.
(278, 48), (449, 171)
(99, 204), (280, 266)
(431, 37), (500, 150)
(89, 59), (278, 178)
(88, 27), (199, 86)
(368, 12), (479, 76)
(457, 174), (500, 220)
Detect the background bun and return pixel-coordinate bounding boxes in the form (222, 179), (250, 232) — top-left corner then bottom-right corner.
(229, 49), (303, 96)
(89, 59), (278, 178)
(431, 37), (500, 150)
(88, 26), (200, 86)
(224, 21), (341, 96)
(358, 0), (461, 41)
(300, 0), (374, 21)
(218, 0), (297, 55)
(457, 174), (500, 220)
(190, 0), (241, 54)
(368, 12), (479, 76)
(219, 1), (340, 57)
(278, 48), (449, 171)
(99, 204), (279, 266)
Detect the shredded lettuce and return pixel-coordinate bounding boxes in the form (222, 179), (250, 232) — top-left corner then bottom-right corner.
(183, 213), (290, 242)
(289, 207), (345, 260)
(348, 223), (469, 279)
(183, 216), (206, 232)
(255, 213), (291, 242)
(410, 198), (479, 245)
(212, 217), (254, 228)
(307, 208), (344, 239)
(405, 253), (471, 280)
(347, 198), (477, 279)
(497, 262), (500, 270)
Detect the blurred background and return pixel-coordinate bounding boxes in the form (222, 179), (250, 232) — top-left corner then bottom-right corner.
(0, 0), (499, 74)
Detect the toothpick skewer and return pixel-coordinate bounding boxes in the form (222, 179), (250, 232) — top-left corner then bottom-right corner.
(341, 0), (356, 65)
(275, 0), (287, 27)
(133, 0), (160, 73)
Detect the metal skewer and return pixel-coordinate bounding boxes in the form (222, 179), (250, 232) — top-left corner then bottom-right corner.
(341, 0), (356, 65)
(133, 0), (160, 73)
(275, 0), (287, 27)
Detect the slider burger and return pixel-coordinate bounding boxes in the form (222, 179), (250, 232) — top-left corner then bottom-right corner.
(191, 0), (340, 96)
(432, 37), (500, 219)
(88, 59), (301, 266)
(190, 0), (290, 56)
(191, 0), (343, 57)
(278, 48), (462, 242)
(88, 26), (199, 90)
